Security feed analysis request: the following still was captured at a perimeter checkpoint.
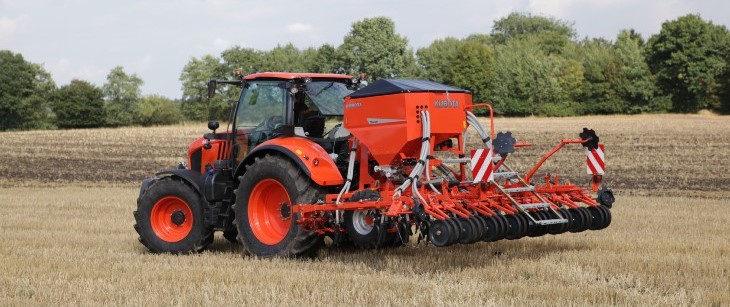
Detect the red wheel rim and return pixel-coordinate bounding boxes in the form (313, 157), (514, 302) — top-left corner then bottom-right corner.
(248, 179), (292, 245)
(150, 196), (193, 242)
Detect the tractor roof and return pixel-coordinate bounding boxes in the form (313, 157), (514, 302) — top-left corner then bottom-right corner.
(347, 79), (470, 99)
(244, 72), (352, 80)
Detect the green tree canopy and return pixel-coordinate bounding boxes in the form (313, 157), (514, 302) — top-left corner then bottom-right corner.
(614, 30), (663, 113)
(491, 36), (582, 116)
(336, 17), (417, 80)
(103, 66), (143, 126)
(645, 14), (730, 112)
(492, 12), (576, 44)
(416, 37), (464, 83)
(179, 54), (228, 120)
(51, 80), (105, 128)
(136, 95), (181, 126)
(444, 41), (496, 106)
(0, 50), (57, 130)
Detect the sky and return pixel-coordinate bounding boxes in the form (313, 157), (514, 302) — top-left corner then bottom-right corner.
(1, 0), (728, 99)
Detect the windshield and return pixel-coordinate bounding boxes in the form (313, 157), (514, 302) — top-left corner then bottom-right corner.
(303, 81), (353, 116)
(236, 81), (286, 129)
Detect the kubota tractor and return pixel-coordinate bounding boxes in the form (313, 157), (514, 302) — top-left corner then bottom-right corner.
(134, 72), (615, 257)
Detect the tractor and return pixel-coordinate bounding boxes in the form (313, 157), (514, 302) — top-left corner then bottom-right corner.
(133, 71), (615, 257)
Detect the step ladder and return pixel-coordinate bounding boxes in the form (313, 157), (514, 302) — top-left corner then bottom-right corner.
(490, 165), (568, 226)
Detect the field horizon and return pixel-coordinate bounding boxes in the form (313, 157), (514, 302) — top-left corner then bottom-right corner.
(1, 113), (728, 305)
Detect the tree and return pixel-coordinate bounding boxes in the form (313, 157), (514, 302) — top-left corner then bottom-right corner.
(303, 44), (337, 73)
(491, 37), (581, 116)
(645, 14), (730, 112)
(220, 46), (264, 75)
(179, 55), (228, 120)
(22, 63), (58, 129)
(613, 30), (663, 113)
(492, 12), (576, 45)
(136, 95), (181, 126)
(444, 41), (496, 106)
(416, 37), (464, 83)
(261, 43), (307, 72)
(103, 66), (143, 126)
(51, 80), (105, 128)
(336, 17), (417, 80)
(573, 38), (625, 114)
(0, 50), (57, 130)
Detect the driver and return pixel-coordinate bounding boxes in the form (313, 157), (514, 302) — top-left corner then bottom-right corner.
(293, 91), (309, 125)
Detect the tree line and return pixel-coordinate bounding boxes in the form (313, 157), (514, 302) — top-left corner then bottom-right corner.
(2, 13), (729, 131)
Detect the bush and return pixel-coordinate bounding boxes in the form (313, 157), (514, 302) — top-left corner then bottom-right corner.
(136, 95), (181, 126)
(51, 80), (106, 129)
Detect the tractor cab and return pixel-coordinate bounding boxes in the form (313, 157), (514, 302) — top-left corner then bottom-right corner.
(209, 73), (355, 164)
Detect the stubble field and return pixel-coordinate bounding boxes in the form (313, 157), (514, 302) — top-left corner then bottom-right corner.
(0, 114), (728, 306)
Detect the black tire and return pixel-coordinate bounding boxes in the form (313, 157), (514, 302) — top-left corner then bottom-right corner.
(233, 154), (325, 258)
(134, 177), (213, 254)
(342, 190), (399, 249)
(223, 225), (239, 244)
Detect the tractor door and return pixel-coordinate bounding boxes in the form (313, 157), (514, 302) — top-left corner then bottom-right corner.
(233, 80), (289, 164)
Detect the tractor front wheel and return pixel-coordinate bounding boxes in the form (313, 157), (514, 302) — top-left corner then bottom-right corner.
(233, 154), (325, 258)
(134, 177), (212, 253)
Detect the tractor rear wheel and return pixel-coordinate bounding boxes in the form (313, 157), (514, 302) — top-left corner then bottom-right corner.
(134, 177), (212, 254)
(233, 154), (325, 258)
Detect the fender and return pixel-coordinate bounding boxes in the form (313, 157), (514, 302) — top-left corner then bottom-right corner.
(237, 137), (344, 186)
(155, 169), (204, 193)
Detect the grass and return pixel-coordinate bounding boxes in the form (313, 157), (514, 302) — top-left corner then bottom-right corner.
(0, 188), (727, 306)
(0, 114), (728, 305)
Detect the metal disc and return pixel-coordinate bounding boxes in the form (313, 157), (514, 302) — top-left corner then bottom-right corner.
(446, 218), (461, 245)
(597, 206), (612, 229)
(504, 214), (522, 240)
(587, 206), (605, 230)
(568, 208), (584, 233)
(482, 215), (501, 242)
(429, 220), (452, 247)
(457, 217), (476, 244)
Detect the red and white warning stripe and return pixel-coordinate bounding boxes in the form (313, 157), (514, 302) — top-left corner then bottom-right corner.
(586, 144), (605, 175)
(470, 148), (494, 182)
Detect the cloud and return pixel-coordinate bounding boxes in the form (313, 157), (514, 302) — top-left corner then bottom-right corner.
(287, 23), (313, 33)
(0, 14), (28, 41)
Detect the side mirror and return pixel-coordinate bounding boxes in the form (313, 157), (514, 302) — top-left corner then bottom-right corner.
(207, 80), (217, 99)
(208, 120), (219, 131)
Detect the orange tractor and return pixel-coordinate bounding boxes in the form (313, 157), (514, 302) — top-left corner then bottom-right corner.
(134, 72), (615, 257)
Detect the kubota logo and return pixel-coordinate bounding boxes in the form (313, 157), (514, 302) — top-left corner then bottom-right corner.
(434, 99), (459, 108)
(346, 102), (362, 109)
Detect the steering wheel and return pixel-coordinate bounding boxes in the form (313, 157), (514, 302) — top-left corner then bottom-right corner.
(262, 116), (284, 130)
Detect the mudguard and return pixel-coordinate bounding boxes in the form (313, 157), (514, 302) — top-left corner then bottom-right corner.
(154, 169), (204, 193)
(238, 137), (344, 186)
